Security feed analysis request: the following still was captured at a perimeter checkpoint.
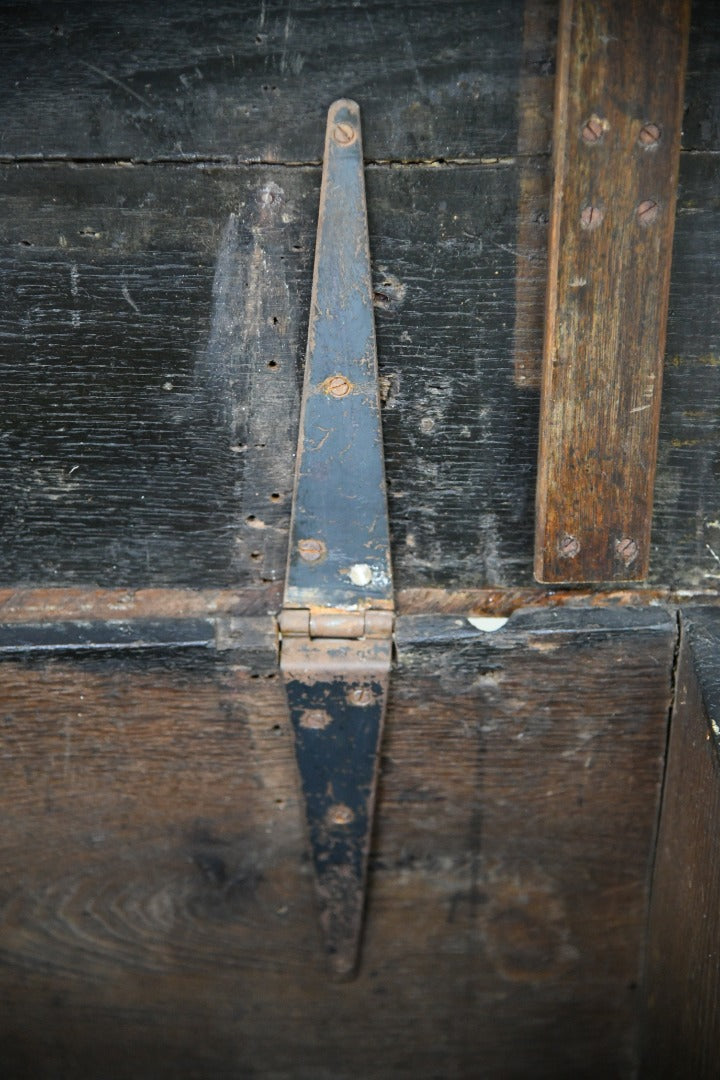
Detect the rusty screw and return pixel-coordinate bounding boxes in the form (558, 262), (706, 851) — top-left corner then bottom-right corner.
(323, 374), (352, 398)
(299, 709), (332, 730)
(328, 804), (355, 827)
(297, 537), (326, 563)
(580, 205), (605, 231)
(638, 122), (661, 147)
(347, 686), (373, 707)
(559, 534), (581, 559)
(333, 122), (356, 146)
(582, 115), (606, 143)
(637, 199), (660, 226)
(615, 537), (639, 566)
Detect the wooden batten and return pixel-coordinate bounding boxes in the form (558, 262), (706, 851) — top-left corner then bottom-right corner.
(535, 0), (691, 583)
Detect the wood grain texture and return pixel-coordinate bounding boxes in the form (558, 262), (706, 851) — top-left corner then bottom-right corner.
(643, 607), (720, 1078)
(535, 0), (691, 583)
(0, 607), (674, 1078)
(0, 0), (527, 163)
(4, 151), (720, 592)
(0, 0), (717, 163)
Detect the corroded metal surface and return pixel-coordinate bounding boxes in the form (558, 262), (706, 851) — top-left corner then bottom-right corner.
(280, 100), (394, 977)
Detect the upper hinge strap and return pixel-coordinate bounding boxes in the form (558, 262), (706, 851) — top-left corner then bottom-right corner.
(282, 97), (393, 613)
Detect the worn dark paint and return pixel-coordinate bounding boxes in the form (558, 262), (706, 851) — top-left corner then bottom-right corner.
(3, 147), (720, 591)
(0, 0), (527, 163)
(280, 102), (393, 976)
(285, 101), (392, 610)
(0, 617), (215, 653)
(284, 657), (388, 977)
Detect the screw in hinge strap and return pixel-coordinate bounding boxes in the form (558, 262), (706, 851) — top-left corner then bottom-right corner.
(333, 122), (357, 146)
(328, 804), (355, 826)
(297, 538), (327, 563)
(323, 374), (352, 398)
(347, 686), (374, 707)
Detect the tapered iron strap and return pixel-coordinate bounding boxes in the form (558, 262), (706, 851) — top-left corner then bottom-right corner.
(280, 99), (394, 978)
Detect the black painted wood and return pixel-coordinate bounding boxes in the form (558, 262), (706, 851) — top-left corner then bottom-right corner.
(2, 151), (720, 591)
(1, 0), (718, 162)
(0, 0), (527, 163)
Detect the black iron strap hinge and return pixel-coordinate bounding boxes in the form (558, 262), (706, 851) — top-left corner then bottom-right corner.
(279, 99), (394, 978)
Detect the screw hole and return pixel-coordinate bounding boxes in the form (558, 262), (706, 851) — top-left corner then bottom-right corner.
(270, 492), (281, 502)
(267, 360), (278, 369)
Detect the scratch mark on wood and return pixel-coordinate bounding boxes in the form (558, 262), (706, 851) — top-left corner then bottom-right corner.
(78, 60), (153, 110)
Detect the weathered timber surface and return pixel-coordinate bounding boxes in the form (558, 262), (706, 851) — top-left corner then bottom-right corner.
(2, 152), (720, 592)
(0, 607), (674, 1078)
(0, 0), (528, 163)
(0, 0), (717, 162)
(643, 607), (720, 1078)
(535, 0), (690, 583)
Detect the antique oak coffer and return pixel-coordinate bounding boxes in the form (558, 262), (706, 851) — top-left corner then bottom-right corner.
(0, 1), (719, 1077)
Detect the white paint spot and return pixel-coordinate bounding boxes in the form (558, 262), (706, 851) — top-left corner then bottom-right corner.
(350, 563), (373, 587)
(467, 616), (508, 633)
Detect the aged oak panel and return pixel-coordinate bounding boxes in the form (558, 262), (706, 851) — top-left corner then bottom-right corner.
(0, 608), (674, 1077)
(643, 607), (720, 1078)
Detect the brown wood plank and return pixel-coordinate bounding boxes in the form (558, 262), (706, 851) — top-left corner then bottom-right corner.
(535, 0), (691, 583)
(0, 607), (674, 1078)
(643, 607), (720, 1077)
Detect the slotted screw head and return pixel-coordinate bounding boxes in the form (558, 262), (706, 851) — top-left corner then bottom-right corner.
(637, 199), (660, 226)
(297, 537), (327, 563)
(333, 122), (356, 146)
(582, 115), (607, 143)
(638, 122), (661, 147)
(558, 534), (581, 559)
(323, 374), (352, 398)
(347, 686), (373, 707)
(328, 804), (355, 826)
(580, 205), (605, 230)
(299, 709), (333, 730)
(615, 537), (639, 566)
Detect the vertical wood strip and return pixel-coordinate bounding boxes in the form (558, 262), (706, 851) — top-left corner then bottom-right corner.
(535, 0), (691, 582)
